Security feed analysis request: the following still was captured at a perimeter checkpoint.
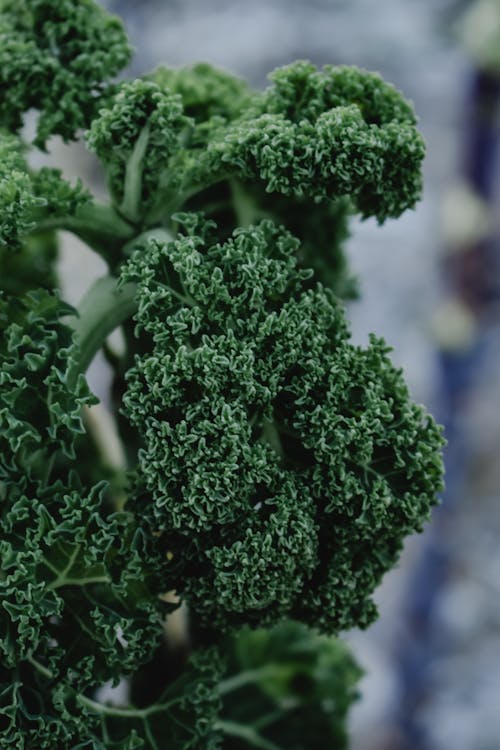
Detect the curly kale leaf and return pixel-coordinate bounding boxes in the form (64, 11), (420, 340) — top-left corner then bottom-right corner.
(0, 289), (96, 480)
(148, 63), (252, 126)
(219, 621), (361, 750)
(108, 621), (360, 750)
(0, 478), (169, 749)
(0, 478), (163, 676)
(0, 229), (58, 297)
(87, 79), (192, 225)
(32, 167), (91, 220)
(121, 217), (445, 634)
(0, 286), (177, 749)
(0, 644), (224, 749)
(0, 264), (188, 749)
(87, 61), (422, 250)
(88, 63), (422, 294)
(263, 60), (416, 124)
(0, 131), (90, 251)
(90, 648), (224, 750)
(86, 63), (254, 227)
(0, 278), (220, 750)
(0, 132), (44, 249)
(0, 0), (131, 147)
(226, 187), (357, 296)
(1, 643), (222, 749)
(205, 62), (424, 223)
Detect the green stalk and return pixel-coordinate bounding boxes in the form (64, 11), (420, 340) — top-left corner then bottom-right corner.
(77, 693), (179, 719)
(229, 179), (260, 227)
(215, 720), (282, 750)
(217, 666), (277, 696)
(67, 225), (176, 384)
(66, 275), (137, 387)
(35, 202), (135, 266)
(119, 125), (151, 223)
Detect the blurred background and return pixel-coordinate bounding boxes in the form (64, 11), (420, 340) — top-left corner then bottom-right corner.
(59, 1), (500, 747)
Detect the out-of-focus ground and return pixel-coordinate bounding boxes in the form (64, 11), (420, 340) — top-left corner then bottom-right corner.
(51, 1), (500, 747)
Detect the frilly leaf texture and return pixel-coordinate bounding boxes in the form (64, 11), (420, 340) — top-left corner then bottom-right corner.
(122, 218), (445, 633)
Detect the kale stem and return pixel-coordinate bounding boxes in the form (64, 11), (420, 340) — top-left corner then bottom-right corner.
(217, 666), (275, 696)
(34, 202), (135, 266)
(65, 223), (181, 387)
(48, 575), (110, 591)
(77, 693), (179, 718)
(229, 179), (259, 227)
(66, 275), (138, 387)
(158, 170), (234, 219)
(215, 720), (282, 750)
(119, 125), (150, 223)
(27, 655), (55, 680)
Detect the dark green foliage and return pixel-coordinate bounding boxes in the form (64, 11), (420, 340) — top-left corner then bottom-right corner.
(71, 620), (362, 750)
(0, 229), (58, 296)
(0, 5), (443, 745)
(241, 188), (356, 296)
(149, 63), (252, 126)
(263, 60), (416, 124)
(220, 621), (361, 749)
(1, 466), (209, 746)
(86, 61), (423, 268)
(98, 648), (225, 750)
(0, 289), (95, 479)
(0, 0), (131, 147)
(0, 132), (44, 250)
(0, 131), (90, 251)
(87, 64), (250, 226)
(183, 180), (356, 296)
(206, 62), (425, 223)
(0, 480), (168, 750)
(87, 80), (191, 223)
(32, 167), (91, 221)
(0, 640), (224, 749)
(0, 479), (162, 677)
(122, 218), (444, 633)
(0, 290), (171, 749)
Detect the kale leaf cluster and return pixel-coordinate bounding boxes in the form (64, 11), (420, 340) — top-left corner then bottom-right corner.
(123, 217), (443, 635)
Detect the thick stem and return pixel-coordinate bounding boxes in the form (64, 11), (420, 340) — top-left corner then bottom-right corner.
(67, 225), (176, 383)
(34, 203), (135, 266)
(67, 275), (138, 387)
(230, 179), (260, 227)
(119, 125), (151, 223)
(154, 168), (234, 222)
(217, 665), (276, 696)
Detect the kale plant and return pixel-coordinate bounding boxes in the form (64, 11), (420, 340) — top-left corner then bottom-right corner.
(0, 1), (444, 747)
